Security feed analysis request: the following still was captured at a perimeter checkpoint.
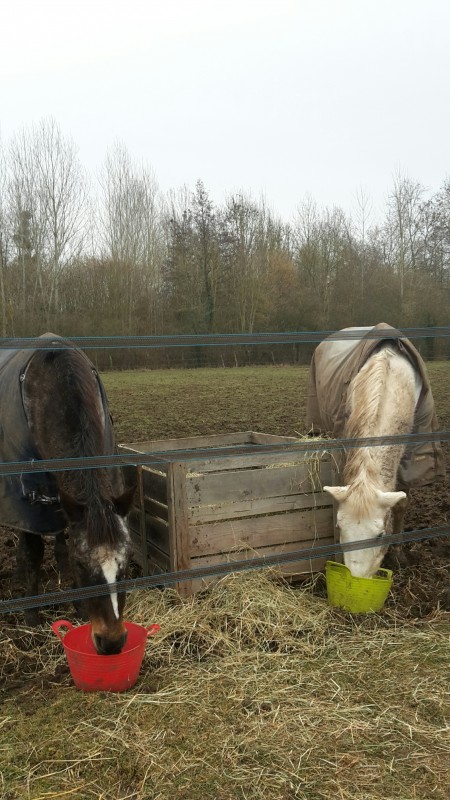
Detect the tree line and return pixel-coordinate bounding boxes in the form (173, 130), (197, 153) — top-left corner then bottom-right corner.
(0, 119), (449, 367)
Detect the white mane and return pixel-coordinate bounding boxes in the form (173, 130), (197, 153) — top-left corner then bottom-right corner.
(342, 347), (418, 515)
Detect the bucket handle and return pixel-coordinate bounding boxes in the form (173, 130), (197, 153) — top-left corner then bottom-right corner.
(146, 623), (161, 637)
(52, 620), (74, 642)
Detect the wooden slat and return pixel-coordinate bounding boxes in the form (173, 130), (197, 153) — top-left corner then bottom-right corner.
(184, 451), (332, 474)
(141, 495), (169, 522)
(331, 459), (343, 563)
(167, 462), (191, 596)
(139, 469), (168, 504)
(119, 433), (331, 474)
(188, 491), (331, 523)
(186, 462), (332, 507)
(128, 508), (170, 554)
(119, 431), (253, 454)
(143, 542), (171, 574)
(143, 544), (171, 575)
(136, 466), (148, 569)
(129, 531), (170, 573)
(189, 507), (333, 558)
(189, 535), (336, 571)
(249, 432), (298, 445)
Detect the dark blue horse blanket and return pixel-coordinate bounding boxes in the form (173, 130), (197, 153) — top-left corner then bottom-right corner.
(0, 333), (120, 535)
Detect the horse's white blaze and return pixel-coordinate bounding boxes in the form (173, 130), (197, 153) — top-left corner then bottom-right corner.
(100, 556), (120, 619)
(97, 528), (129, 620)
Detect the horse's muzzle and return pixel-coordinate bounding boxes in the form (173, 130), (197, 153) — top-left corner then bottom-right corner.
(93, 630), (128, 656)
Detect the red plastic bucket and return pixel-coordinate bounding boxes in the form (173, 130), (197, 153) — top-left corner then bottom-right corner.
(52, 619), (160, 692)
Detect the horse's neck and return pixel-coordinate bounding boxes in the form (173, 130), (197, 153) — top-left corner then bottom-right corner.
(344, 444), (402, 494)
(24, 349), (108, 500)
(343, 349), (417, 492)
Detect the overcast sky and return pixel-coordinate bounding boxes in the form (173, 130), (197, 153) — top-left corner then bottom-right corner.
(1, 0), (449, 224)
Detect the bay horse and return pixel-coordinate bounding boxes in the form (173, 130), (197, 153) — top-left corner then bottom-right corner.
(1, 333), (135, 654)
(306, 324), (443, 578)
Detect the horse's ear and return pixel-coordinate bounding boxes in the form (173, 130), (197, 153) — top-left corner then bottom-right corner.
(323, 485), (349, 503)
(376, 489), (407, 509)
(60, 491), (85, 522)
(113, 485), (136, 517)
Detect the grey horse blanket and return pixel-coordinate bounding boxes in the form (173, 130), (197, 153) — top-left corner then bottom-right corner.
(0, 333), (121, 534)
(306, 323), (444, 489)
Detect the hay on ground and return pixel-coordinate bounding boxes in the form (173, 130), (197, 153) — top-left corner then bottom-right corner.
(0, 570), (449, 800)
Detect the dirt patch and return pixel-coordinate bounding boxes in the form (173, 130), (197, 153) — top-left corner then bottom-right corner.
(383, 444), (450, 616)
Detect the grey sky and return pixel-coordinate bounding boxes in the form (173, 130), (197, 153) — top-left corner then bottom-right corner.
(1, 0), (449, 224)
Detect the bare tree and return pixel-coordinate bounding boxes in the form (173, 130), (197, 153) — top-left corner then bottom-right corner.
(99, 143), (164, 333)
(220, 193), (268, 332)
(8, 119), (88, 329)
(354, 186), (372, 307)
(384, 172), (425, 304)
(0, 139), (10, 335)
(164, 185), (204, 333)
(293, 200), (355, 328)
(34, 119), (89, 314)
(423, 181), (450, 286)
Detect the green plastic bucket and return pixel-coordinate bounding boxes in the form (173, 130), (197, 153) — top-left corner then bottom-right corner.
(326, 560), (393, 613)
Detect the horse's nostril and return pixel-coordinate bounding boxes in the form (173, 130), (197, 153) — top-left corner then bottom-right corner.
(94, 631), (127, 656)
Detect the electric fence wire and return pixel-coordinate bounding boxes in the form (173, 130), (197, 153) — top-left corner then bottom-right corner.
(1, 524), (449, 615)
(1, 325), (450, 350)
(0, 430), (447, 477)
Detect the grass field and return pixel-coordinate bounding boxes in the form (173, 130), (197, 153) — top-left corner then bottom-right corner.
(1, 363), (449, 800)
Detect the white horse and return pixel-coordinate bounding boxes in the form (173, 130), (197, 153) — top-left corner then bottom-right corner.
(305, 323), (446, 579)
(323, 342), (422, 577)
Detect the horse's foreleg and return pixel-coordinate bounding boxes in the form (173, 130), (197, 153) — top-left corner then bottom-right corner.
(392, 494), (408, 535)
(16, 532), (44, 626)
(54, 531), (70, 577)
(388, 494), (410, 570)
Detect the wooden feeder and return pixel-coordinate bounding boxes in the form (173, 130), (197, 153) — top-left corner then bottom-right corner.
(118, 432), (336, 596)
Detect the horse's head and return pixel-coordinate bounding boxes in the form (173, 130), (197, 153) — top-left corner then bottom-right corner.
(323, 485), (406, 578)
(61, 486), (135, 655)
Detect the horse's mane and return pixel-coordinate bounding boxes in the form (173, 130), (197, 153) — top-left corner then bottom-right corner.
(32, 346), (104, 457)
(345, 349), (391, 441)
(342, 349), (396, 515)
(29, 346), (121, 547)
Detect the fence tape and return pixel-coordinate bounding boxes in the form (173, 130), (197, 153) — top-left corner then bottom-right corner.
(1, 524), (449, 615)
(0, 429), (448, 476)
(1, 326), (450, 351)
